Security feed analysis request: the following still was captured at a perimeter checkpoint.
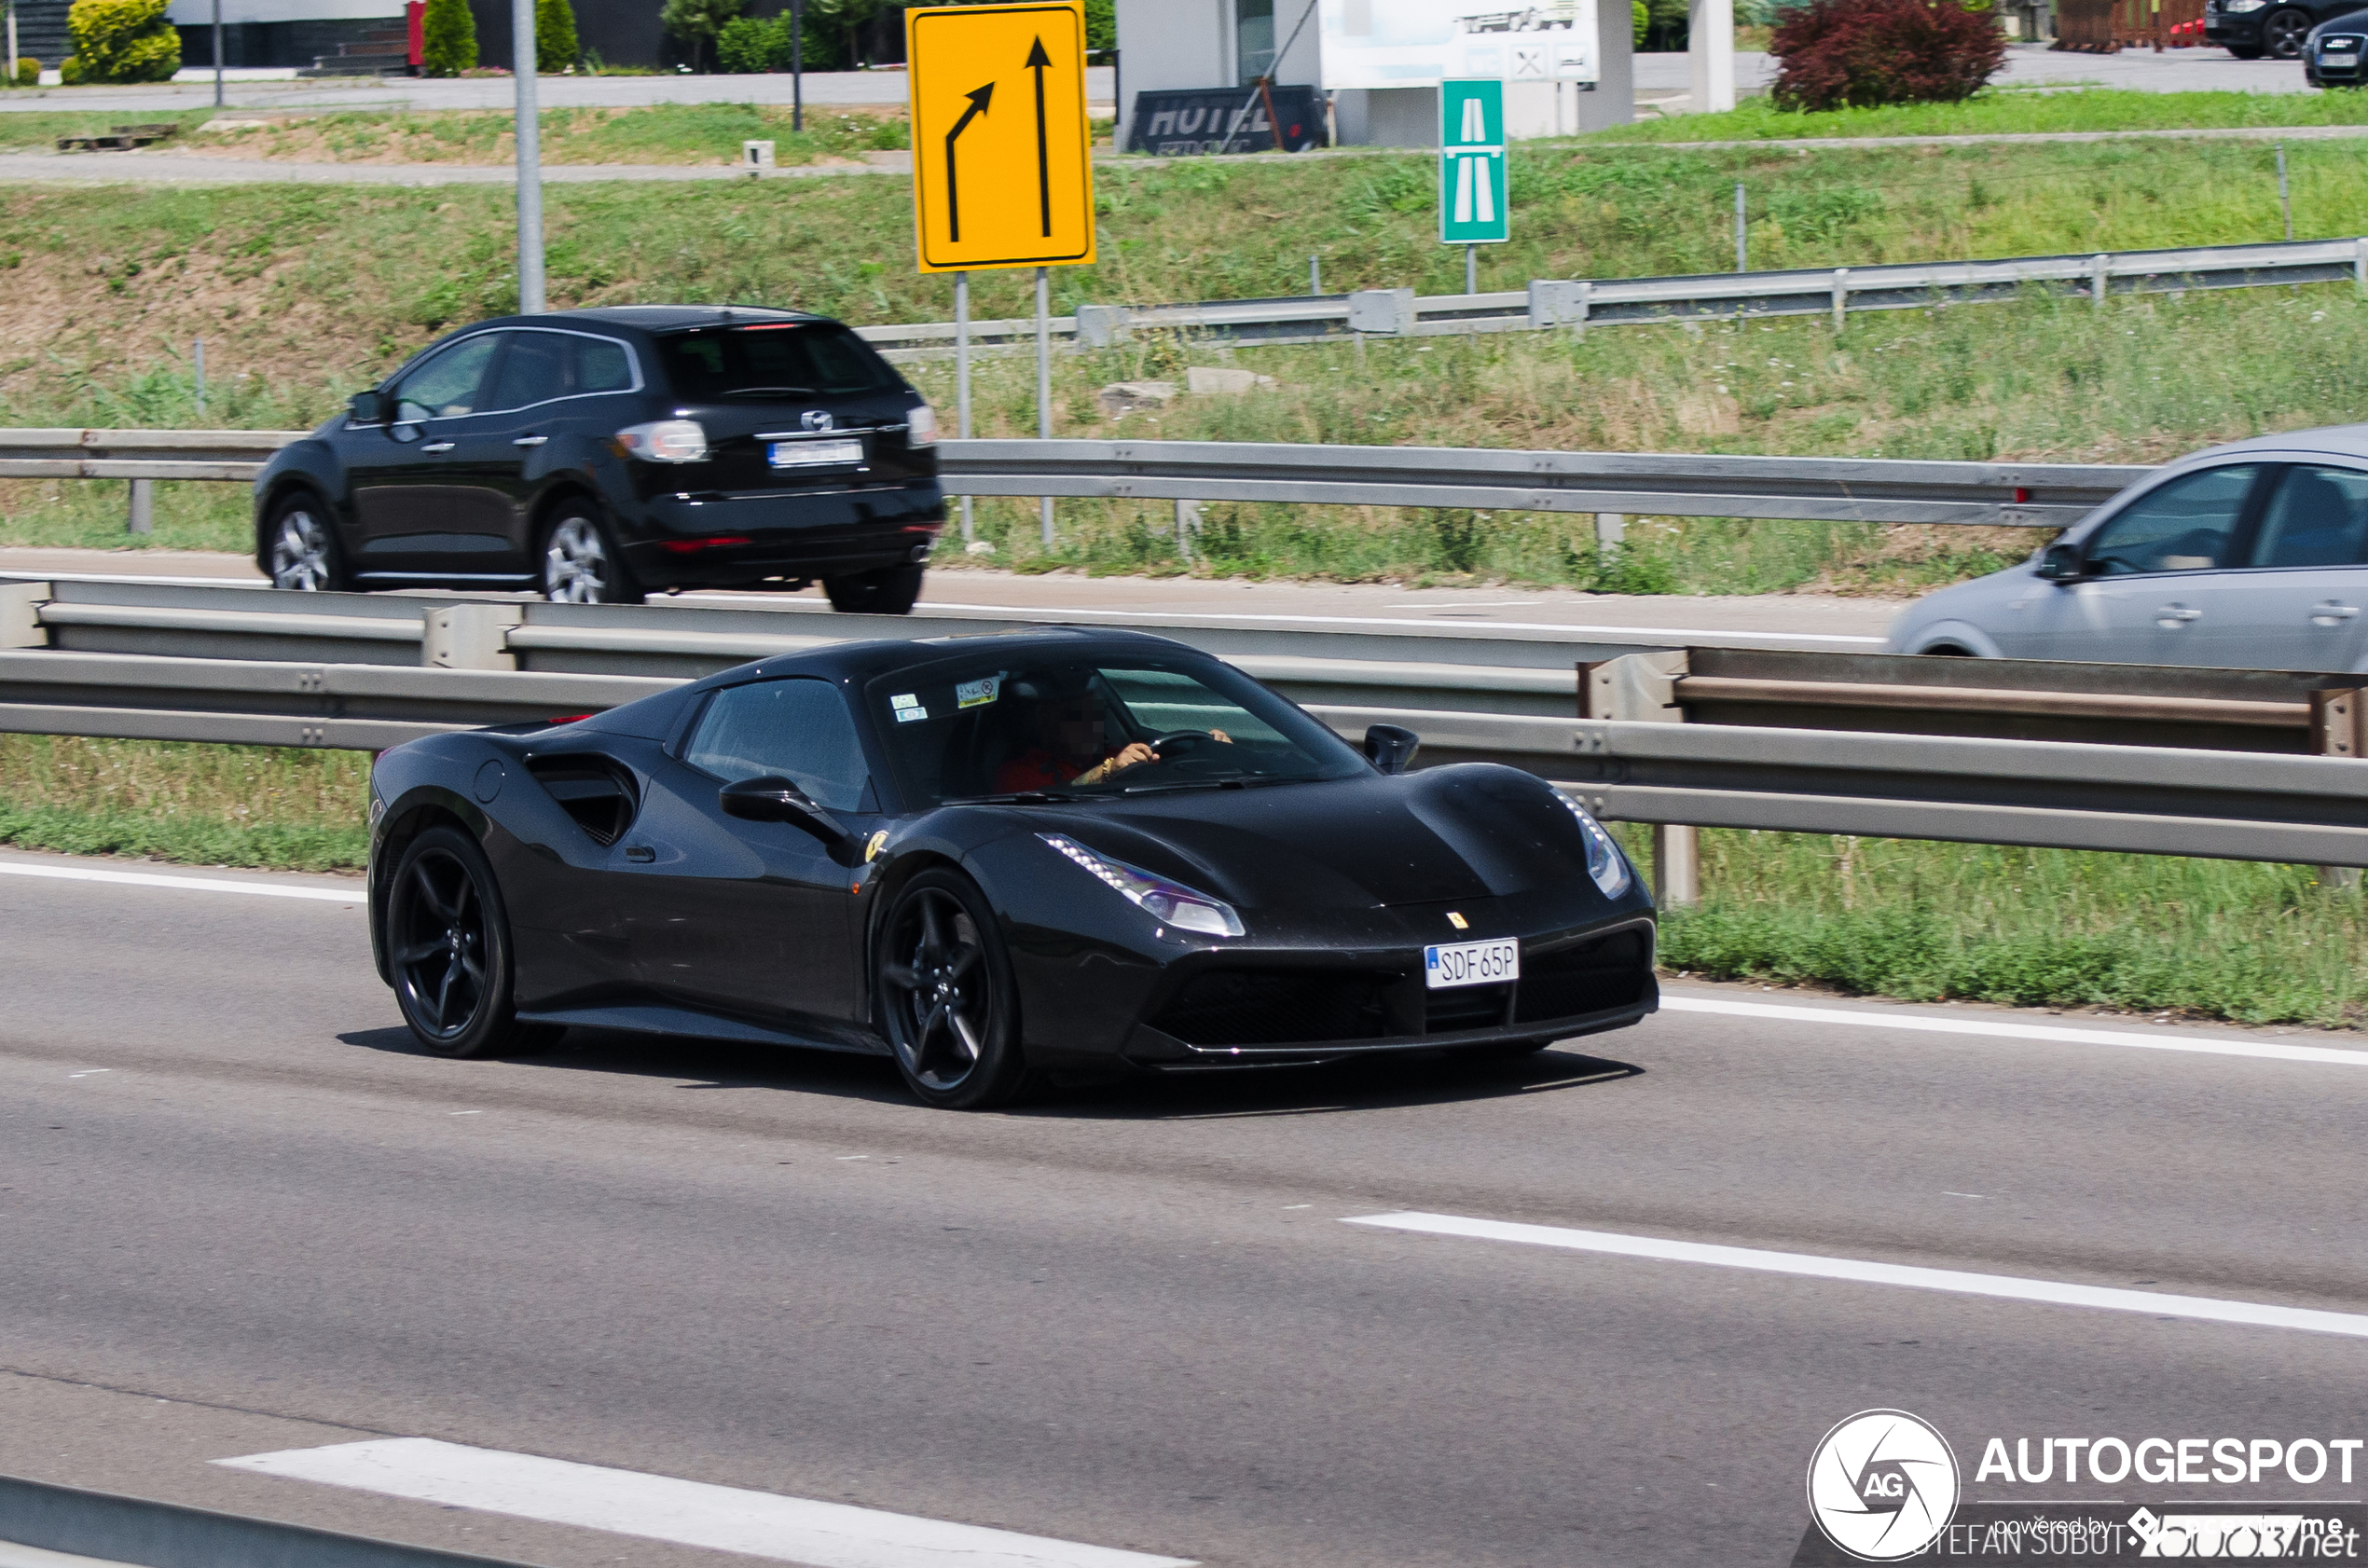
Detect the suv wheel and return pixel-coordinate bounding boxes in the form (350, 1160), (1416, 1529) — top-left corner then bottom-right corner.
(542, 512), (643, 604)
(267, 495), (348, 591)
(822, 563), (925, 615)
(2264, 8), (2312, 55)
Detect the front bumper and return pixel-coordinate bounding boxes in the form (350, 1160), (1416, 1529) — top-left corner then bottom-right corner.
(1112, 917), (1659, 1069)
(2205, 13), (2264, 43)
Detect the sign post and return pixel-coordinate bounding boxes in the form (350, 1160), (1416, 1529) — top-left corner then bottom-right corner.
(908, 1), (1097, 549)
(1439, 78), (1508, 294)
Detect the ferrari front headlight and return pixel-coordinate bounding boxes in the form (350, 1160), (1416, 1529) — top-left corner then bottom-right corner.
(1558, 793), (1633, 900)
(1039, 834), (1245, 937)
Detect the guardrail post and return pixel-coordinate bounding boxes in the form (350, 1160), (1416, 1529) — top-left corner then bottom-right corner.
(424, 602), (524, 671)
(1831, 268), (1849, 333)
(2092, 253), (2111, 310)
(0, 582), (49, 648)
(1175, 499), (1199, 560)
(1595, 513), (1625, 551)
(1580, 651), (1698, 906)
(2312, 686), (2366, 887)
(2356, 237), (2367, 299)
(1347, 288), (1415, 336)
(1074, 304), (1130, 348)
(1527, 280), (1591, 337)
(126, 479), (154, 535)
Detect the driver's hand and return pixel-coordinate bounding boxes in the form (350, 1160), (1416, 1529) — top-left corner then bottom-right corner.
(1210, 729), (1232, 744)
(1108, 742), (1157, 774)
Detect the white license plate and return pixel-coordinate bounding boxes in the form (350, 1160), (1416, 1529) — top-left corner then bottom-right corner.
(1425, 938), (1520, 990)
(768, 438), (864, 468)
(2326, 49), (2359, 60)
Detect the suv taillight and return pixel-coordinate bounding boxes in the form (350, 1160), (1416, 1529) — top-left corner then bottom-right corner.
(614, 420), (709, 463)
(907, 405), (940, 447)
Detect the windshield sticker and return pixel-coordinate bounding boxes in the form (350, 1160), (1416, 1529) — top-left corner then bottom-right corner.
(889, 693), (920, 710)
(957, 676), (1002, 709)
(895, 704), (929, 722)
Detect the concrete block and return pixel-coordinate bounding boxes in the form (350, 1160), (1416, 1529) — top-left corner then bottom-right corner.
(1095, 380), (1178, 417)
(1185, 366), (1276, 395)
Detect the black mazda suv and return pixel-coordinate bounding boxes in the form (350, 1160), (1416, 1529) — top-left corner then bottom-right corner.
(254, 306), (944, 612)
(2205, 0), (2362, 57)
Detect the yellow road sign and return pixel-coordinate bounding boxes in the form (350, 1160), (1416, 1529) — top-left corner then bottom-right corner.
(906, 1), (1096, 274)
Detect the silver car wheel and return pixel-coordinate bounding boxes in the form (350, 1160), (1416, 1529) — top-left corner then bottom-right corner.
(269, 508), (334, 591)
(544, 516), (611, 604)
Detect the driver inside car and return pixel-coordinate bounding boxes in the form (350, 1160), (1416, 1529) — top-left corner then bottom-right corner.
(995, 680), (1229, 791)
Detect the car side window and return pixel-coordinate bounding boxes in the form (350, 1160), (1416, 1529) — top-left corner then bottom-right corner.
(485, 329), (571, 413)
(2248, 465), (2368, 569)
(2083, 464), (2263, 576)
(685, 679), (871, 813)
(571, 335), (636, 393)
(391, 334), (502, 422)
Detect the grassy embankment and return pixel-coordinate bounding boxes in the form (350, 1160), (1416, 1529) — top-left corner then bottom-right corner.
(0, 736), (367, 870)
(7, 120), (2368, 587)
(0, 102), (909, 165)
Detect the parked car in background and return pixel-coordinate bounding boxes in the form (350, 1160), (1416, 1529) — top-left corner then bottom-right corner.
(2305, 8), (2368, 82)
(2205, 0), (2363, 56)
(1887, 426), (2368, 669)
(253, 306), (943, 612)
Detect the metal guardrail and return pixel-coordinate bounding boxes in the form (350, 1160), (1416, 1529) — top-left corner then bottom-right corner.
(853, 236), (2368, 357)
(0, 1469), (534, 1568)
(0, 431), (2146, 530)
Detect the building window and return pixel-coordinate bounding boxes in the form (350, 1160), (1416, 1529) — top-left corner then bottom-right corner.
(1237, 0), (1275, 82)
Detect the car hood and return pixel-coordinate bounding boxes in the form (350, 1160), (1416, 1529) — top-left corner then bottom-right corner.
(1014, 764), (1601, 912)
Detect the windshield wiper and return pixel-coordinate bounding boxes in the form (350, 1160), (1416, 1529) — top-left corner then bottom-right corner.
(723, 385), (821, 398)
(942, 790), (1086, 805)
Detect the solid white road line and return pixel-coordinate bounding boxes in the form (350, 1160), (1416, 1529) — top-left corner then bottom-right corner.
(215, 1438), (1195, 1568)
(1345, 1212), (2368, 1341)
(1659, 992), (2368, 1068)
(0, 861), (360, 903)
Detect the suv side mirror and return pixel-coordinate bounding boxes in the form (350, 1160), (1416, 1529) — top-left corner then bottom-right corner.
(349, 390), (388, 425)
(719, 775), (863, 865)
(1364, 723), (1420, 776)
(2034, 542), (2085, 582)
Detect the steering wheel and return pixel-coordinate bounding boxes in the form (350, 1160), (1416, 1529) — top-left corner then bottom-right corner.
(1150, 730), (1218, 758)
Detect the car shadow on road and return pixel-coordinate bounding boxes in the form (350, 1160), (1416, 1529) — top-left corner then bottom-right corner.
(336, 1024), (1643, 1120)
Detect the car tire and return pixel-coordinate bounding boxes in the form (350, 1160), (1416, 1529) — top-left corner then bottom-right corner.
(823, 563), (925, 615)
(386, 824), (558, 1059)
(265, 493), (350, 592)
(874, 869), (1040, 1110)
(541, 510), (644, 605)
(2264, 8), (2311, 55)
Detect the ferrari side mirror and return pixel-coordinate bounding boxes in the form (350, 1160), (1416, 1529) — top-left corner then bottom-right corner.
(349, 390), (388, 425)
(1364, 723), (1420, 776)
(2034, 542), (2085, 582)
(719, 775), (863, 865)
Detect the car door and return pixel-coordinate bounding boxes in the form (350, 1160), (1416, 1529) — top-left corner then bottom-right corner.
(2208, 462), (2368, 672)
(2021, 462), (2268, 665)
(346, 331), (515, 582)
(616, 677), (880, 1031)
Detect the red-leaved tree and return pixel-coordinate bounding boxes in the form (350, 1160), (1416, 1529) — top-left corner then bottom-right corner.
(1770, 0), (2008, 112)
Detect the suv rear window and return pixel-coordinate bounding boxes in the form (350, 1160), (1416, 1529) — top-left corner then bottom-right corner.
(654, 323), (902, 401)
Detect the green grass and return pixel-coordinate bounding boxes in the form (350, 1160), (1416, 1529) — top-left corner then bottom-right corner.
(0, 736), (370, 870)
(1623, 827), (2368, 1029)
(1591, 86), (2368, 144)
(0, 103), (909, 164)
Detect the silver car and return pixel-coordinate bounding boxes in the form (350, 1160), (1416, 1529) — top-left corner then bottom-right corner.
(1887, 425), (2368, 670)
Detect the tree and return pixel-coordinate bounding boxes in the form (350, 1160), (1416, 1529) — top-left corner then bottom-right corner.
(660, 0), (740, 71)
(419, 0), (476, 76)
(66, 0), (179, 84)
(535, 0), (578, 71)
(1770, 0), (2006, 109)
(715, 11), (770, 71)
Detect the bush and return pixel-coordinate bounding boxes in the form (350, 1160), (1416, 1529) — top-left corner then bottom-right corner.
(534, 0), (578, 72)
(65, 0), (179, 84)
(420, 0), (476, 76)
(14, 56), (38, 85)
(1770, 0), (2006, 110)
(659, 0), (739, 70)
(715, 13), (771, 72)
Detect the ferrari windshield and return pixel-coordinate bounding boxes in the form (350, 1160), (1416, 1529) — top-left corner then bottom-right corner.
(869, 656), (1369, 806)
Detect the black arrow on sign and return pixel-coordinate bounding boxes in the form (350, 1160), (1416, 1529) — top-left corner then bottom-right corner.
(943, 80), (994, 242)
(1026, 35), (1052, 237)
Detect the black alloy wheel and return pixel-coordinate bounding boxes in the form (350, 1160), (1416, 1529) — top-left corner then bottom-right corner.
(874, 870), (1037, 1108)
(2265, 8), (2313, 55)
(267, 495), (347, 591)
(542, 510), (644, 604)
(823, 563), (925, 615)
(387, 825), (561, 1059)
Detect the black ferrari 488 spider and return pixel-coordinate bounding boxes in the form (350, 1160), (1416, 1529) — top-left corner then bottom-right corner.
(367, 628), (1658, 1107)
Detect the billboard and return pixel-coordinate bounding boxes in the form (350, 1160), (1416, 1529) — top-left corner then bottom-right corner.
(1318, 0), (1599, 89)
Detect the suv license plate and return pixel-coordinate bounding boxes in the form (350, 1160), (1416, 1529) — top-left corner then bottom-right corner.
(1425, 938), (1519, 990)
(769, 438), (864, 468)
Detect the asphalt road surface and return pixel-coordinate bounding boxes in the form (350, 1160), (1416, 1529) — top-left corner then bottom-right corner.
(5, 846), (2367, 1567)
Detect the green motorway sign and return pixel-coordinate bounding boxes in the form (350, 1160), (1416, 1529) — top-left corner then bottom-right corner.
(1439, 77), (1508, 246)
